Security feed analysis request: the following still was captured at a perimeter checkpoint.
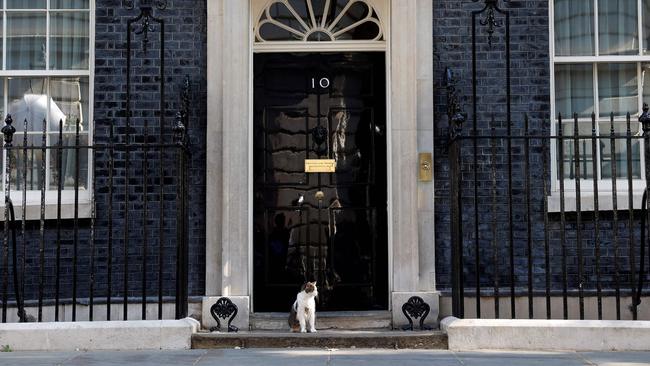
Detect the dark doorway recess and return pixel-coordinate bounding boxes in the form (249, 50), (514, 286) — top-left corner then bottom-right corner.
(253, 52), (388, 312)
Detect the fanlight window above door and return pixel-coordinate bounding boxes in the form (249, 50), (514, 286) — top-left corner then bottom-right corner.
(255, 0), (384, 43)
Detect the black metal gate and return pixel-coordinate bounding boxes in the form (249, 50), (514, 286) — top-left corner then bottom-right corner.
(0, 0), (190, 323)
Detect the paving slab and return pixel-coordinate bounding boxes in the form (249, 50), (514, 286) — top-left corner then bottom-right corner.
(0, 349), (647, 366)
(330, 349), (458, 366)
(62, 350), (208, 366)
(454, 351), (589, 366)
(196, 349), (330, 366)
(578, 351), (650, 365)
(0, 351), (78, 366)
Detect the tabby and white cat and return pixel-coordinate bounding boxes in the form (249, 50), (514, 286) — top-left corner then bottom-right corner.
(288, 282), (318, 333)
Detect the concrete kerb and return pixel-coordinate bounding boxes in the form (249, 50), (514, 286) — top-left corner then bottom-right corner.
(441, 316), (650, 352)
(0, 318), (200, 351)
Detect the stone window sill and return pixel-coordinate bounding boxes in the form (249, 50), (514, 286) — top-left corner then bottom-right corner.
(548, 190), (646, 213)
(1, 193), (92, 220)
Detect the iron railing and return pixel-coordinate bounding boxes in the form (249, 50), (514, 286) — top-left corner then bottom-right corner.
(0, 78), (190, 323)
(448, 85), (650, 320)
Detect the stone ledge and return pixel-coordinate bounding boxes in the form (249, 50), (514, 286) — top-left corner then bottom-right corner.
(442, 316), (650, 351)
(0, 318), (200, 351)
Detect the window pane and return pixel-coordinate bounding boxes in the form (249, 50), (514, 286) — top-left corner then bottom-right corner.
(50, 133), (89, 191)
(557, 122), (595, 180)
(643, 63), (650, 104)
(598, 63), (638, 118)
(50, 12), (90, 70)
(51, 0), (90, 9)
(50, 77), (89, 132)
(554, 0), (595, 56)
(9, 135), (46, 191)
(7, 12), (47, 70)
(7, 0), (46, 9)
(555, 64), (594, 118)
(598, 0), (639, 55)
(7, 77), (49, 132)
(599, 121), (642, 179)
(641, 0), (650, 55)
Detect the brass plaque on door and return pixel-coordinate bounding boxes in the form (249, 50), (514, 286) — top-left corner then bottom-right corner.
(305, 159), (336, 173)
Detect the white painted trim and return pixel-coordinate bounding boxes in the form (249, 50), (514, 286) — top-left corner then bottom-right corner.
(549, 0), (648, 201)
(0, 1), (95, 209)
(253, 41), (387, 53)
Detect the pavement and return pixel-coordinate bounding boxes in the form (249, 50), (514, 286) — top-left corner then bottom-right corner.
(0, 349), (648, 366)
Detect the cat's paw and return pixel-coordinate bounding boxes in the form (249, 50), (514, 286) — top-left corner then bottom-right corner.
(309, 328), (317, 333)
(300, 329), (307, 333)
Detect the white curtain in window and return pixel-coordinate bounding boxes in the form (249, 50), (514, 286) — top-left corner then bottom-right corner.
(598, 0), (638, 55)
(50, 12), (90, 70)
(598, 63), (638, 117)
(555, 64), (594, 118)
(7, 12), (47, 70)
(554, 0), (594, 56)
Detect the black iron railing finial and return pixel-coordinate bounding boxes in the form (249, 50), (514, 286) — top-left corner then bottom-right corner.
(640, 103), (650, 135)
(123, 0), (167, 10)
(2, 115), (15, 146)
(472, 0), (509, 47)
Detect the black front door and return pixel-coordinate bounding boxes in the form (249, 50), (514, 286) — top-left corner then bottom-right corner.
(253, 52), (387, 312)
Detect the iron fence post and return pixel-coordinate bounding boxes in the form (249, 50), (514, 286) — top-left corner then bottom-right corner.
(1, 115), (14, 323)
(174, 77), (190, 319)
(446, 69), (466, 318)
(637, 103), (650, 311)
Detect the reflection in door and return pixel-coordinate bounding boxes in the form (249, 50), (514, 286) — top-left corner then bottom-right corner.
(253, 53), (387, 312)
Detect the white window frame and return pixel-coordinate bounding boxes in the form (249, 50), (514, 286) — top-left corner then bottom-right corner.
(0, 0), (94, 219)
(549, 0), (648, 211)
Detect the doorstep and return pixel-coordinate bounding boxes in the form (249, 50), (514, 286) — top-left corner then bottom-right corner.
(250, 311), (392, 331)
(191, 330), (447, 349)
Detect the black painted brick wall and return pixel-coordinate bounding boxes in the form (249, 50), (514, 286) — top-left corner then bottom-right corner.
(93, 0), (207, 299)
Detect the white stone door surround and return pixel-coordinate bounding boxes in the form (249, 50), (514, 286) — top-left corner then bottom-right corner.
(204, 0), (436, 330)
